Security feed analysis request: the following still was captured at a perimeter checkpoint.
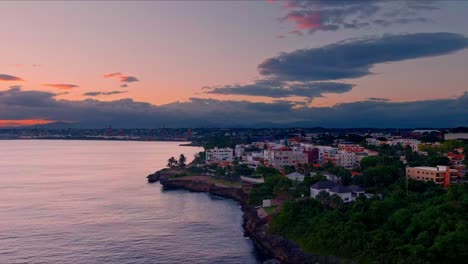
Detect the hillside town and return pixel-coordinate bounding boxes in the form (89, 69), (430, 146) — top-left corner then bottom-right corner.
(203, 129), (467, 191)
(153, 128), (468, 263)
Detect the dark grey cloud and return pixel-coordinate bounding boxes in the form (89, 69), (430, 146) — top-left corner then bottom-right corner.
(103, 72), (139, 83)
(205, 80), (353, 101)
(202, 32), (466, 100)
(83, 91), (128, 97)
(120, 76), (139, 83)
(120, 84), (128, 88)
(258, 33), (468, 81)
(366, 97), (390, 102)
(0, 74), (24, 82)
(279, 0), (440, 34)
(1, 87), (466, 128)
(0, 87), (58, 108)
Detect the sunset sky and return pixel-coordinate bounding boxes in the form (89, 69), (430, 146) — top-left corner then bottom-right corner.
(1, 0), (468, 128)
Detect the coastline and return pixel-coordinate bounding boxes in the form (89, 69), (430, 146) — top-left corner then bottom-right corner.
(146, 170), (345, 264)
(0, 138), (201, 147)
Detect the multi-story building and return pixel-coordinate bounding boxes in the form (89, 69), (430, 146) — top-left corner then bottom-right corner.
(366, 137), (420, 151)
(390, 138), (421, 151)
(323, 150), (358, 168)
(366, 137), (381, 146)
(234, 144), (244, 158)
(406, 165), (458, 187)
(338, 143), (364, 153)
(444, 133), (468, 140)
(205, 147), (233, 162)
(264, 147), (308, 168)
(336, 151), (358, 168)
(315, 146), (335, 164)
(447, 151), (466, 178)
(303, 148), (320, 164)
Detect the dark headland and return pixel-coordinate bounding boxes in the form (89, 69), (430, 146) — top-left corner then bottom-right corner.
(146, 168), (347, 264)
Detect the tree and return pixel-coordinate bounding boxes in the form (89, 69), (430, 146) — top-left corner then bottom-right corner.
(283, 165), (296, 175)
(193, 151), (206, 163)
(360, 156), (381, 170)
(254, 166), (282, 178)
(167, 157), (177, 168)
(178, 154), (187, 167)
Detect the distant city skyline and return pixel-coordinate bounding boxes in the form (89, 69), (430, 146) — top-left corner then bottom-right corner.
(1, 0), (467, 128)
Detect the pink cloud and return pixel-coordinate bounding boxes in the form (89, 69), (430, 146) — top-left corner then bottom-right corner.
(285, 11), (321, 30)
(103, 72), (123, 78)
(104, 72), (139, 83)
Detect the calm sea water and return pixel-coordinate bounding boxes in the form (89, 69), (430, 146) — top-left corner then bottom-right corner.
(0, 140), (261, 264)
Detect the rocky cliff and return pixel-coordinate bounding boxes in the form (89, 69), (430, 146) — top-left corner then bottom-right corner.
(242, 206), (344, 264)
(159, 177), (248, 204)
(149, 171), (347, 264)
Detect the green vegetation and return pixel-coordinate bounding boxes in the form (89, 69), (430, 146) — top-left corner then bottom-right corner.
(264, 206), (277, 215)
(264, 140), (467, 262)
(171, 172), (189, 178)
(419, 140), (467, 153)
(248, 175), (292, 205)
(167, 154), (188, 168)
(248, 167), (326, 205)
(211, 178), (242, 187)
(253, 166), (283, 178)
(356, 156), (402, 189)
(178, 154), (187, 167)
(290, 173), (326, 198)
(269, 182), (468, 264)
(326, 166), (353, 185)
(199, 135), (246, 149)
(248, 167), (290, 205)
(167, 156), (178, 168)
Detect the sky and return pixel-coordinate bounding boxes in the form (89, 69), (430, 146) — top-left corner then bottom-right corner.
(1, 0), (468, 128)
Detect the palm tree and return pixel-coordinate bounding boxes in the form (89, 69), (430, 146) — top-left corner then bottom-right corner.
(167, 157), (177, 168)
(178, 154), (187, 167)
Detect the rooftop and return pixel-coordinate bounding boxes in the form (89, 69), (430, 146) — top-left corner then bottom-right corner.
(329, 185), (351, 194)
(410, 166), (447, 172)
(311, 180), (336, 190)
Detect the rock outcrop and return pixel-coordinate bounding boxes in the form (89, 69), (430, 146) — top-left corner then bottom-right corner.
(146, 171), (161, 183)
(159, 177), (248, 204)
(149, 170), (347, 264)
(242, 206), (344, 264)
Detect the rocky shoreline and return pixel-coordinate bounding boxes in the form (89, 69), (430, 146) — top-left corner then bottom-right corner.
(146, 170), (345, 264)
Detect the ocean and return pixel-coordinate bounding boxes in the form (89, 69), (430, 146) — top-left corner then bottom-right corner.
(0, 140), (261, 264)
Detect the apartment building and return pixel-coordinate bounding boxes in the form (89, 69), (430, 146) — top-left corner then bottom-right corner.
(406, 165), (458, 187)
(205, 147), (233, 162)
(264, 147), (308, 168)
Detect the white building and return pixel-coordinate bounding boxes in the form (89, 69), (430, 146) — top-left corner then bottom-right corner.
(444, 133), (468, 140)
(366, 137), (381, 146)
(264, 147), (308, 168)
(234, 144), (244, 158)
(336, 151), (358, 168)
(390, 138), (421, 151)
(311, 180), (365, 202)
(328, 185), (353, 201)
(314, 146), (335, 164)
(310, 180), (337, 198)
(205, 147), (233, 162)
(243, 152), (264, 168)
(366, 137), (420, 151)
(286, 172), (305, 182)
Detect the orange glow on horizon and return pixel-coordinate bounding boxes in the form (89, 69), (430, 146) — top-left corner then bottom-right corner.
(42, 84), (79, 90)
(0, 119), (55, 127)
